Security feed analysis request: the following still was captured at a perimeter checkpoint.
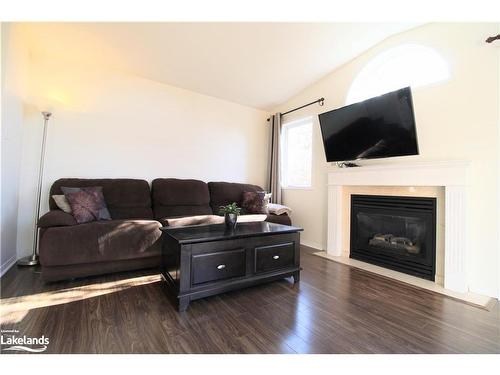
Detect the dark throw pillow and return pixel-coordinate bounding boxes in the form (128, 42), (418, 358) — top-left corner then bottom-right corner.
(61, 186), (112, 224)
(241, 191), (268, 214)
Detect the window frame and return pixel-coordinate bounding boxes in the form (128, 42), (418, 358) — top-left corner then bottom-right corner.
(346, 43), (450, 105)
(280, 116), (313, 190)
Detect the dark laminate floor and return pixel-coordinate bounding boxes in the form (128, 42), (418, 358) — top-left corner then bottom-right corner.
(1, 247), (499, 354)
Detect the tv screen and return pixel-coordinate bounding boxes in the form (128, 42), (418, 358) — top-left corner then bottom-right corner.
(318, 87), (419, 162)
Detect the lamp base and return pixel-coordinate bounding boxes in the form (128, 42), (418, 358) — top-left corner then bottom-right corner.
(17, 254), (39, 266)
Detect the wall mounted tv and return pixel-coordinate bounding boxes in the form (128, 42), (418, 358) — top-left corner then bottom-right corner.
(318, 87), (419, 163)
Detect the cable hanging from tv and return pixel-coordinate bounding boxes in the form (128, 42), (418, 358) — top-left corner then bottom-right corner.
(485, 34), (500, 43)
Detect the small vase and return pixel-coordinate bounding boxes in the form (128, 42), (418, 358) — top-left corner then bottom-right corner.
(224, 213), (237, 229)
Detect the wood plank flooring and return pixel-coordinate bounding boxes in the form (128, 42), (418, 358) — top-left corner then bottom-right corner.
(1, 247), (499, 354)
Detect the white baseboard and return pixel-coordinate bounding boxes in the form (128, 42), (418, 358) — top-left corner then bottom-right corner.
(300, 239), (324, 251)
(0, 255), (17, 278)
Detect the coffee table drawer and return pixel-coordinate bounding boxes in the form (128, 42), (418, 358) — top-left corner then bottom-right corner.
(191, 248), (246, 285)
(255, 242), (295, 273)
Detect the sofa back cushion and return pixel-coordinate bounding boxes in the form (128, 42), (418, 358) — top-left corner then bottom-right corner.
(208, 181), (263, 214)
(152, 178), (212, 219)
(49, 178), (153, 219)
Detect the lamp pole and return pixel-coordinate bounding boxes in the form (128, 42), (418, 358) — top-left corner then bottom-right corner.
(18, 111), (52, 266)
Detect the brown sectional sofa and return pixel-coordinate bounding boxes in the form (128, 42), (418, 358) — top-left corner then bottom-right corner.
(38, 178), (291, 282)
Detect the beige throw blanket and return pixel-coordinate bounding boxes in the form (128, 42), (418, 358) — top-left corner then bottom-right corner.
(163, 214), (267, 227)
(267, 203), (292, 216)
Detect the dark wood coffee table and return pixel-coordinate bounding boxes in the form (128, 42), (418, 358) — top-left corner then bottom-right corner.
(160, 221), (302, 311)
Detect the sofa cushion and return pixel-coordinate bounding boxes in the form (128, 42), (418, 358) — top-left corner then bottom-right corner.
(39, 219), (162, 267)
(152, 178), (212, 219)
(208, 182), (263, 213)
(49, 178), (153, 219)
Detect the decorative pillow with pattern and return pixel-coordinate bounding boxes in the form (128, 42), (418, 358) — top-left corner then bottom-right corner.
(241, 191), (268, 214)
(61, 186), (112, 223)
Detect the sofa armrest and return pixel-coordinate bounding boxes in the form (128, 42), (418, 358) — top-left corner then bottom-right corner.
(38, 210), (78, 228)
(266, 213), (291, 226)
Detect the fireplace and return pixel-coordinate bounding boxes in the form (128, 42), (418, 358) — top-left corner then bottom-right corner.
(350, 195), (437, 281)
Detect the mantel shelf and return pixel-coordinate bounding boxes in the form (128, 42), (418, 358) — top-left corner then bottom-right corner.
(327, 160), (471, 187)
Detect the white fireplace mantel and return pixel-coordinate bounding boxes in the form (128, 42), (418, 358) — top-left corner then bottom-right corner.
(327, 160), (470, 293)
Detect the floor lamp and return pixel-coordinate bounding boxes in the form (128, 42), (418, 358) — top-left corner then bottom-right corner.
(18, 111), (52, 266)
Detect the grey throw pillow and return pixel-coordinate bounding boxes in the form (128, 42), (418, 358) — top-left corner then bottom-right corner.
(52, 194), (72, 213)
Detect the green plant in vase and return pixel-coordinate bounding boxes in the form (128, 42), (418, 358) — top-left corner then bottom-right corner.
(219, 202), (241, 229)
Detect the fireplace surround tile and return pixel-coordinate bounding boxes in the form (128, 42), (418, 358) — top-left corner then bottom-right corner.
(327, 161), (470, 294)
(340, 186), (445, 285)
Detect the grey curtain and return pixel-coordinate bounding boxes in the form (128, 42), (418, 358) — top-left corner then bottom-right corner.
(269, 113), (282, 204)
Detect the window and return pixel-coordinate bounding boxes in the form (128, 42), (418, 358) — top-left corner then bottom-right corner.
(346, 44), (450, 105)
(280, 117), (313, 188)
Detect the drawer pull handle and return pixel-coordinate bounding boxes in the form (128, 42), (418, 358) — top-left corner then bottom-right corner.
(273, 255), (280, 260)
(217, 264), (226, 270)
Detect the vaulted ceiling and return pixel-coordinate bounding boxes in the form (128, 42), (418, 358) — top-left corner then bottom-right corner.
(21, 22), (422, 110)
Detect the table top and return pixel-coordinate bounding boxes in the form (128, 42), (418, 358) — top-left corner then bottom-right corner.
(160, 221), (303, 244)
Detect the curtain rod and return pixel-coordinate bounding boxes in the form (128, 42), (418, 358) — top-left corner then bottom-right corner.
(486, 34), (500, 43)
(267, 97), (324, 122)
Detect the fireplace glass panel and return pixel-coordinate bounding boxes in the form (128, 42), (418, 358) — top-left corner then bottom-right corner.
(356, 212), (427, 257)
(350, 195), (436, 280)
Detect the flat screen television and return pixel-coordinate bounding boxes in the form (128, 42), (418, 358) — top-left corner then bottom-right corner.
(318, 87), (419, 163)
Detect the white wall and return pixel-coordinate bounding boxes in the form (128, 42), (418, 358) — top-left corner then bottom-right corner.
(10, 36), (269, 260)
(1, 23), (29, 275)
(273, 23), (500, 298)
(497, 36), (500, 300)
